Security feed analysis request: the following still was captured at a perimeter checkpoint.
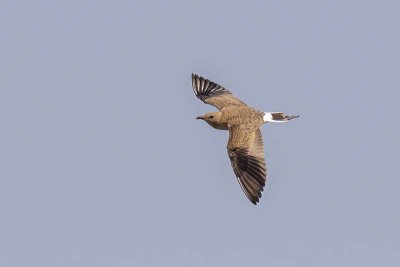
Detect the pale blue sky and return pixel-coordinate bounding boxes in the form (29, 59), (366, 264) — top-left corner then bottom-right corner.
(1, 1), (399, 266)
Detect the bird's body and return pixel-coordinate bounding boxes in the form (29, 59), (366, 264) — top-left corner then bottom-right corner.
(199, 106), (264, 130)
(192, 74), (299, 205)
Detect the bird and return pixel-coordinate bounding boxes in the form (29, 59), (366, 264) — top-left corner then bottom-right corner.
(192, 73), (299, 205)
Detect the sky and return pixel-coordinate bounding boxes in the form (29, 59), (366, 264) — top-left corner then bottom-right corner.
(1, 1), (399, 266)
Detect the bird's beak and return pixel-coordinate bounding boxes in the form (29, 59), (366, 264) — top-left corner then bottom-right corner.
(196, 116), (204, 120)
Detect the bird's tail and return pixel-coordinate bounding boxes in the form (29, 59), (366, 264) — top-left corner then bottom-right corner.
(263, 112), (300, 123)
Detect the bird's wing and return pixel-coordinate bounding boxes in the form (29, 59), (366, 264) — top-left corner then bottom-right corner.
(192, 74), (247, 110)
(227, 126), (267, 205)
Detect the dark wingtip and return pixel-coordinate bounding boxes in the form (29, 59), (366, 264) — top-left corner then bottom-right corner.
(192, 73), (200, 80)
(249, 194), (261, 205)
(191, 74), (231, 100)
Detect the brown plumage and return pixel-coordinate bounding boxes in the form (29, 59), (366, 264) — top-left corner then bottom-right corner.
(192, 73), (299, 205)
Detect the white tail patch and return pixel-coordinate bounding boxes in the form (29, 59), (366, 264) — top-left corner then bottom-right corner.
(263, 113), (274, 122)
(263, 112), (296, 123)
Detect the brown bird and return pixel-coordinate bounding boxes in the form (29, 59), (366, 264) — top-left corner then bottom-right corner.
(192, 73), (299, 205)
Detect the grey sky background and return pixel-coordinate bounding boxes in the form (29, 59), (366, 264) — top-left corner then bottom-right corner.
(1, 1), (399, 266)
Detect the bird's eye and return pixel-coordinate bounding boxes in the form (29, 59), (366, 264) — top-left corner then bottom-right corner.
(209, 115), (214, 119)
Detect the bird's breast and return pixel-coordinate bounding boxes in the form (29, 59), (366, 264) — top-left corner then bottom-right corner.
(206, 120), (229, 130)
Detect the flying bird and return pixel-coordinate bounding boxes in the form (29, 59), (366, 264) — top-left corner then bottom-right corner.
(192, 74), (299, 205)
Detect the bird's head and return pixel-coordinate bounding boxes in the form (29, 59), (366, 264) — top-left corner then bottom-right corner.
(196, 112), (225, 129)
(196, 112), (221, 122)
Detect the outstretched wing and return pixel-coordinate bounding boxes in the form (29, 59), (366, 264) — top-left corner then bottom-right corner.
(192, 74), (247, 110)
(227, 127), (267, 205)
